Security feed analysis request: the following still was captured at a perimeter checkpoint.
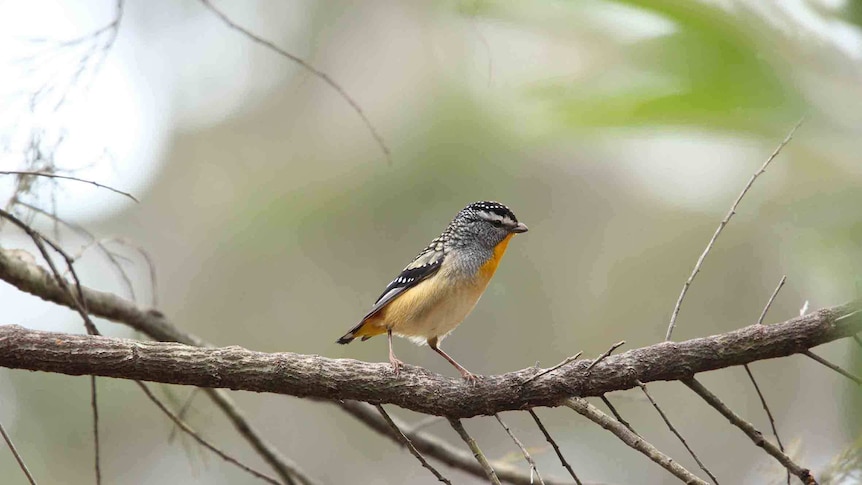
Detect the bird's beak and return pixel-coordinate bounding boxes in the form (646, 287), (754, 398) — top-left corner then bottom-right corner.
(511, 222), (528, 233)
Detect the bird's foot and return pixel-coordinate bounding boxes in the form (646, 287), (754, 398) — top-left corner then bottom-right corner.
(389, 356), (404, 377)
(460, 370), (480, 384)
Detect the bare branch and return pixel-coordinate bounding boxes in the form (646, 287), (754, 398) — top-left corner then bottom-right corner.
(0, 171), (139, 203)
(198, 0), (391, 164)
(202, 388), (313, 485)
(0, 420), (38, 485)
(565, 398), (708, 485)
(0, 245), (304, 482)
(0, 211), (301, 485)
(135, 381), (283, 485)
(375, 405), (452, 484)
(682, 377), (817, 485)
(448, 418), (501, 485)
(748, 275), (789, 484)
(337, 401), (574, 485)
(665, 119), (804, 341)
(494, 414), (544, 485)
(0, 301), (860, 417)
(528, 409), (583, 485)
(802, 350), (862, 385)
(635, 381), (719, 485)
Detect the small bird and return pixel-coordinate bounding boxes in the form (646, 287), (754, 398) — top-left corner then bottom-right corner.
(336, 201), (528, 381)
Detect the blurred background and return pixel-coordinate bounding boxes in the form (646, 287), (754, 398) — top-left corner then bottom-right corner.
(1, 0), (861, 483)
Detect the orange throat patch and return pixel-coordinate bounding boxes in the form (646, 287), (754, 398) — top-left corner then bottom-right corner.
(478, 233), (514, 280)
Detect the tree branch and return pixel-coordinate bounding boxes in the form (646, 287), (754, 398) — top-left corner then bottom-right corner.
(0, 297), (860, 418)
(0, 247), (308, 483)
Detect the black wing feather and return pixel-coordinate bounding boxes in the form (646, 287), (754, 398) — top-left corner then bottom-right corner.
(360, 240), (446, 322)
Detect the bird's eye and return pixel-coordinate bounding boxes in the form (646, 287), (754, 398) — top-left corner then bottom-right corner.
(490, 220), (504, 228)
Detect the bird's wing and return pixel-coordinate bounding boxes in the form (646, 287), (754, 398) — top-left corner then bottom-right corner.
(361, 239), (446, 322)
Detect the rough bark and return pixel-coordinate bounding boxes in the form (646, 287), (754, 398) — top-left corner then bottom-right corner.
(0, 300), (859, 418)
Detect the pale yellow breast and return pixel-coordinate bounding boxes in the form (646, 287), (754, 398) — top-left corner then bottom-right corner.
(377, 261), (490, 344)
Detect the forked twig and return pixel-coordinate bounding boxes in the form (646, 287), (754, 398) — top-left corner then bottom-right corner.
(528, 409), (582, 485)
(0, 208), (293, 485)
(564, 398), (708, 485)
(448, 418), (501, 485)
(636, 381), (719, 485)
(586, 341), (625, 372)
(494, 414), (544, 485)
(0, 208), (104, 482)
(0, 420), (38, 485)
(376, 405), (452, 484)
(0, 171), (139, 203)
(522, 351), (583, 385)
(682, 377), (817, 485)
(198, 0), (391, 164)
(665, 119), (804, 341)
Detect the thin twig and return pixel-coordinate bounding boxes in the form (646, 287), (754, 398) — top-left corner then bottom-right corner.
(198, 0), (391, 164)
(168, 388), (202, 442)
(0, 209), (295, 485)
(375, 405), (452, 484)
(747, 275), (789, 484)
(598, 396), (638, 436)
(682, 377), (817, 485)
(802, 350), (862, 385)
(91, 376), (101, 485)
(136, 381), (282, 485)
(742, 366), (787, 474)
(203, 388), (313, 485)
(756, 276), (787, 326)
(564, 398), (708, 485)
(495, 414), (544, 485)
(0, 208), (105, 480)
(0, 171), (139, 203)
(0, 420), (38, 485)
(665, 119), (804, 341)
(448, 418), (501, 485)
(522, 351), (583, 385)
(635, 381), (719, 485)
(338, 401), (570, 485)
(586, 341), (625, 372)
(528, 409), (582, 485)
(15, 202), (140, 304)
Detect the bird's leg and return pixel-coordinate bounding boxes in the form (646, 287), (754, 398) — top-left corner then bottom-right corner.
(388, 328), (403, 376)
(428, 337), (478, 382)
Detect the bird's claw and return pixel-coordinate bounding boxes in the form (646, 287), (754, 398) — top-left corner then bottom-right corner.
(390, 357), (404, 377)
(460, 371), (480, 384)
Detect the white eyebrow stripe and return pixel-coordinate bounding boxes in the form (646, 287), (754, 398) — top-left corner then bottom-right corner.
(477, 210), (516, 225)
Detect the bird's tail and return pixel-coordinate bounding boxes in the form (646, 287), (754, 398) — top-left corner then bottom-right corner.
(336, 319), (385, 344)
